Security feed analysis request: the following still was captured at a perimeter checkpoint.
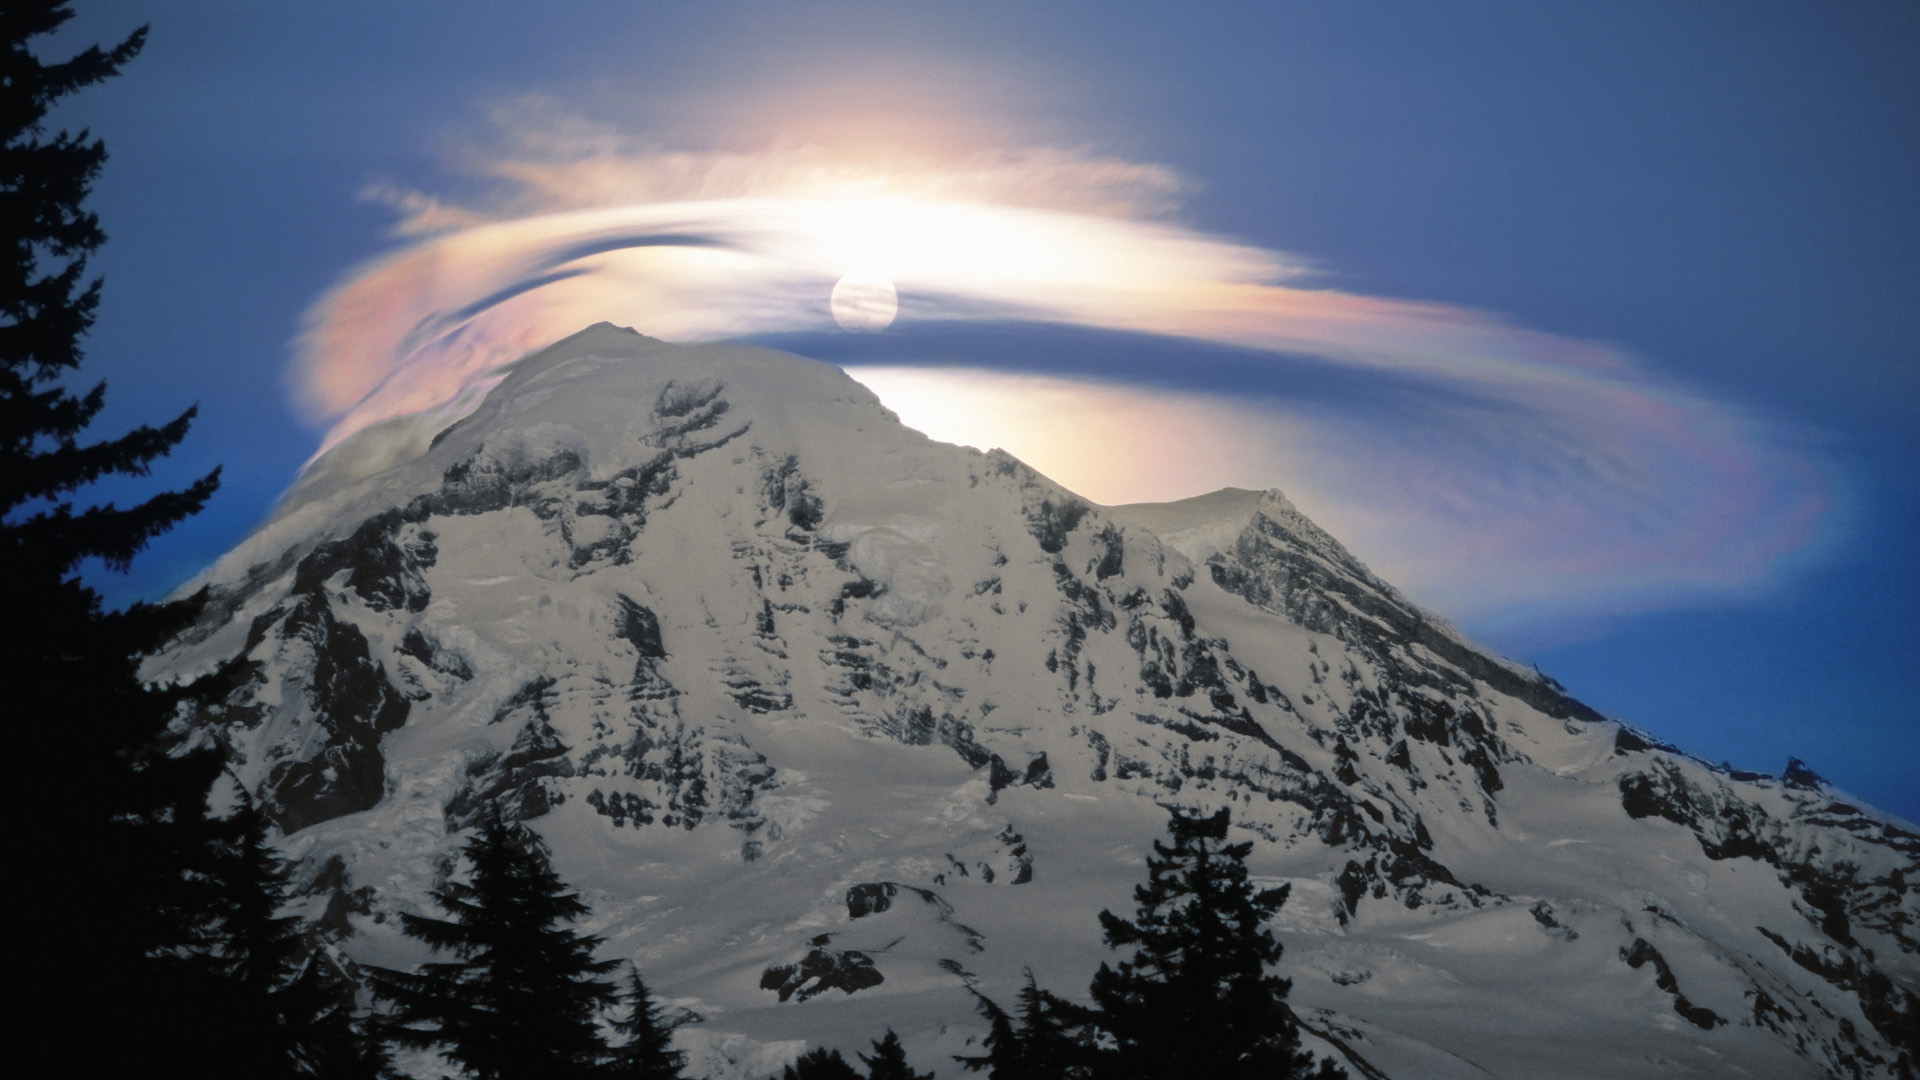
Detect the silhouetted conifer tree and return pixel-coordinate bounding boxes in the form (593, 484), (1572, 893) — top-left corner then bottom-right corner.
(209, 792), (388, 1077)
(954, 991), (1021, 1078)
(1087, 808), (1342, 1079)
(782, 1047), (861, 1080)
(955, 970), (1098, 1080)
(606, 965), (690, 1079)
(279, 948), (393, 1080)
(4, 3), (223, 1074)
(212, 795), (311, 1072)
(859, 1030), (933, 1080)
(369, 814), (619, 1079)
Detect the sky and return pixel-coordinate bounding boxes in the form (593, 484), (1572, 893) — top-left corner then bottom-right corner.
(44, 1), (1917, 819)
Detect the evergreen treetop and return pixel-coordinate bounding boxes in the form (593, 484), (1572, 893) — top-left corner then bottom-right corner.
(858, 1030), (933, 1080)
(608, 965), (691, 1080)
(370, 814), (620, 1080)
(782, 1047), (861, 1080)
(2, 0), (218, 582)
(955, 970), (1098, 1080)
(1088, 807), (1330, 1080)
(206, 791), (390, 1078)
(4, 4), (225, 1074)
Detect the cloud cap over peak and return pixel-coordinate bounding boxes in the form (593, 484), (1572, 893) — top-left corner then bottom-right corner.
(293, 122), (1839, 638)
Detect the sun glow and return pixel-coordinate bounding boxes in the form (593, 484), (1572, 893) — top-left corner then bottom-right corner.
(292, 143), (1836, 629)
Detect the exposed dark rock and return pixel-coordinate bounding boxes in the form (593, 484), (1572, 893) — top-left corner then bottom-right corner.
(256, 594), (412, 832)
(1086, 730), (1111, 781)
(304, 855), (374, 940)
(654, 378), (725, 420)
(985, 752), (1054, 801)
(759, 944), (884, 1002)
(398, 627), (472, 680)
(291, 506), (436, 613)
(491, 677), (557, 726)
(763, 454), (824, 531)
(999, 824), (1034, 885)
(729, 683), (793, 714)
(445, 717), (575, 827)
(1783, 757), (1828, 791)
(1338, 859), (1370, 921)
(1208, 506), (1604, 725)
(432, 445), (585, 518)
(1620, 770), (1696, 827)
(1091, 523), (1124, 579)
(613, 595), (666, 661)
(1026, 496), (1088, 554)
(1529, 901), (1577, 940)
(847, 882), (905, 918)
(845, 881), (958, 920)
(586, 788), (658, 828)
(1621, 937), (1723, 1030)
(1613, 725), (1678, 755)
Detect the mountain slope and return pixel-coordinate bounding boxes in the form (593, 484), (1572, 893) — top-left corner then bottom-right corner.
(154, 324), (1917, 1079)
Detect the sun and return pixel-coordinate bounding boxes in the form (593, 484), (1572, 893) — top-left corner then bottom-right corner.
(830, 266), (898, 332)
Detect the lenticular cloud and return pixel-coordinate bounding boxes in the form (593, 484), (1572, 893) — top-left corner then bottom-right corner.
(291, 147), (1835, 634)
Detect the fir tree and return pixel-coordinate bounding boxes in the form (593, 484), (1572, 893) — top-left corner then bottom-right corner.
(781, 1047), (861, 1080)
(1087, 808), (1340, 1080)
(209, 793), (388, 1077)
(370, 814), (620, 1080)
(279, 948), (393, 1080)
(1008, 971), (1098, 1079)
(859, 1030), (933, 1080)
(954, 991), (1020, 1078)
(213, 796), (311, 1068)
(955, 971), (1097, 1080)
(5, 3), (222, 1074)
(606, 965), (690, 1080)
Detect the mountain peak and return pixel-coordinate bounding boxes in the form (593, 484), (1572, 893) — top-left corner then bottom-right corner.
(152, 328), (1920, 1079)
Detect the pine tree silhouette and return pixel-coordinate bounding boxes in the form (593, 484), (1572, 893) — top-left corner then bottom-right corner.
(279, 949), (393, 1080)
(955, 991), (1021, 1078)
(607, 964), (690, 1079)
(781, 1047), (861, 1080)
(209, 793), (387, 1077)
(859, 1030), (933, 1080)
(1087, 808), (1341, 1079)
(370, 814), (619, 1079)
(5, 3), (223, 1074)
(955, 970), (1098, 1080)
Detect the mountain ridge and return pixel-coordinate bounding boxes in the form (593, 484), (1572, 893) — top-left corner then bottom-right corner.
(152, 325), (1917, 1079)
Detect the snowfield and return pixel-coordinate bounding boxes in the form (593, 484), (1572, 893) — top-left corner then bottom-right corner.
(153, 324), (1917, 1079)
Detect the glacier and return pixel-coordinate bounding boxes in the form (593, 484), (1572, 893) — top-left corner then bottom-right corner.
(151, 323), (1917, 1079)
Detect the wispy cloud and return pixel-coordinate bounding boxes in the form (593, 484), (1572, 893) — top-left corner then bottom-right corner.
(295, 112), (1837, 635)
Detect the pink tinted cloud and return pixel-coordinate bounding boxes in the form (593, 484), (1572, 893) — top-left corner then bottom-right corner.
(291, 149), (1837, 633)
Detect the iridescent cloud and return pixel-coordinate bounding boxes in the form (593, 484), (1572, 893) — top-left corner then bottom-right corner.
(293, 137), (1836, 634)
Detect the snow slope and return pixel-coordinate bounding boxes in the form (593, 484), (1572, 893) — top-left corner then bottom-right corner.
(154, 324), (1917, 1078)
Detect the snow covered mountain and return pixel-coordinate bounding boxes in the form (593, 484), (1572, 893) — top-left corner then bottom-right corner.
(153, 324), (1917, 1079)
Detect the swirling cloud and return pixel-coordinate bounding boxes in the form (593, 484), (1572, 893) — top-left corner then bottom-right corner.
(293, 137), (1836, 635)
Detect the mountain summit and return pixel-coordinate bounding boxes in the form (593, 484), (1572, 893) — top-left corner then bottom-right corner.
(155, 325), (1917, 1078)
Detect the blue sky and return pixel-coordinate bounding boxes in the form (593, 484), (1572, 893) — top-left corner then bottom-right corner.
(47, 1), (1917, 818)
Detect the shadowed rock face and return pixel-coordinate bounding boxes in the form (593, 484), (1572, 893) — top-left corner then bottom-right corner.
(151, 327), (1917, 1080)
(760, 943), (885, 1003)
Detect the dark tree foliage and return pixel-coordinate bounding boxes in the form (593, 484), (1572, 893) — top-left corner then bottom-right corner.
(280, 952), (397, 1080)
(955, 971), (1098, 1080)
(607, 965), (691, 1080)
(370, 815), (620, 1079)
(1088, 808), (1340, 1080)
(858, 1030), (933, 1080)
(3, 3), (225, 1075)
(212, 795), (314, 1073)
(781, 1047), (862, 1080)
(954, 992), (1021, 1078)
(210, 794), (388, 1078)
